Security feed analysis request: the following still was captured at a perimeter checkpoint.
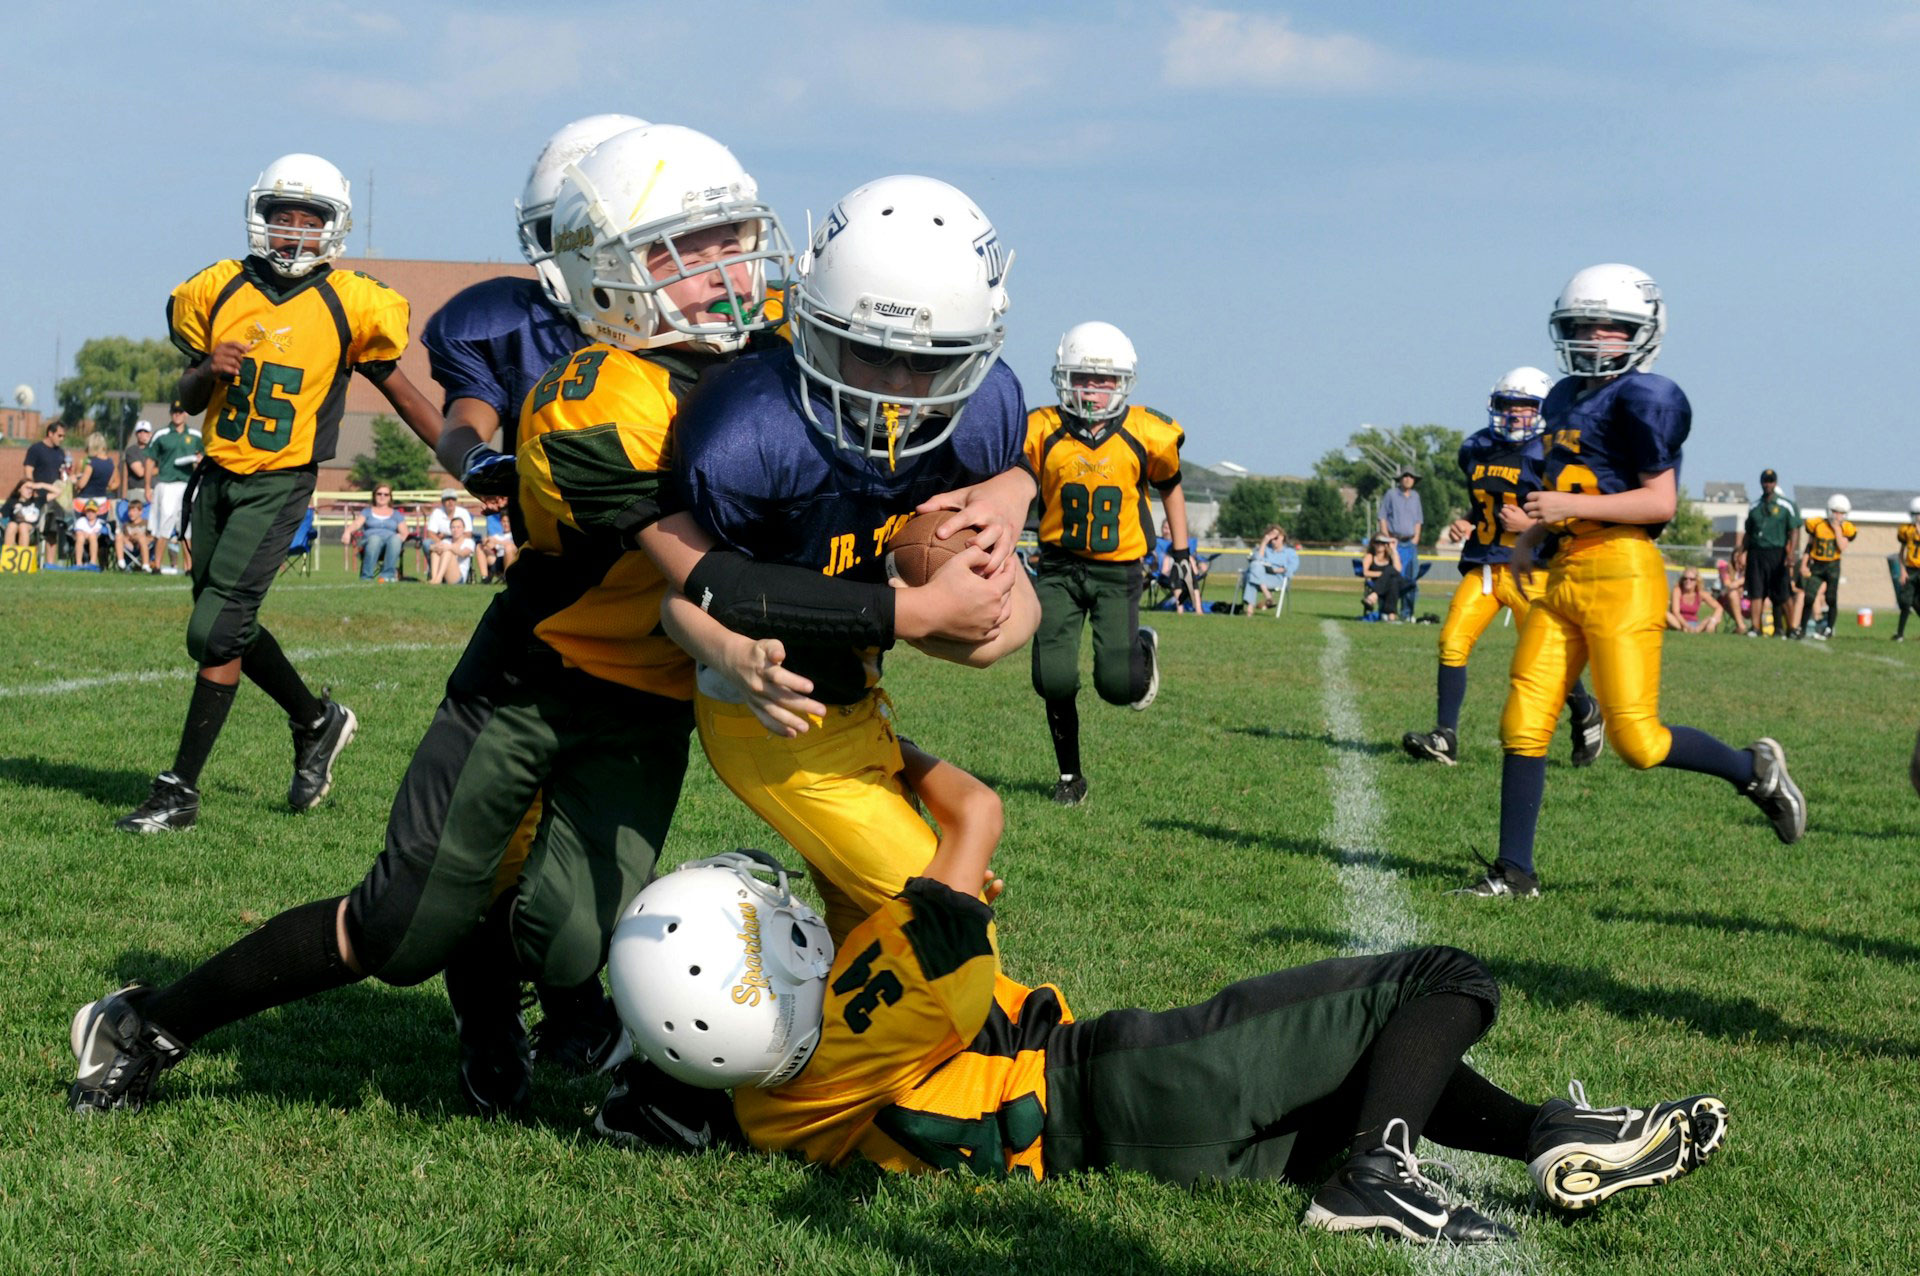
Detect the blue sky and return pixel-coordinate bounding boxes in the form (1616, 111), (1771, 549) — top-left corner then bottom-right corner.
(4, 2), (1916, 493)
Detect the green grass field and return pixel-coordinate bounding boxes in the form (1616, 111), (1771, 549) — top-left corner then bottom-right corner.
(4, 557), (1918, 1274)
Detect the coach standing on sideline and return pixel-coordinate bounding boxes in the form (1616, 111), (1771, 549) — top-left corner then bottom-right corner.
(1378, 466), (1424, 620)
(1743, 468), (1797, 639)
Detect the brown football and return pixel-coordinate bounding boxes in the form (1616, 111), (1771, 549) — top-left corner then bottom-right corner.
(885, 511), (967, 586)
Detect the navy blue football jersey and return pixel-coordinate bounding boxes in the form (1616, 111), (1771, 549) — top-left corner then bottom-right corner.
(423, 276), (584, 448)
(1455, 427), (1547, 570)
(676, 346), (1029, 704)
(1539, 370), (1689, 538)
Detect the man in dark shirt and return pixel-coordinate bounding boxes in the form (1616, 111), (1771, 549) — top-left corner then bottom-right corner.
(24, 421), (70, 564)
(123, 421), (155, 505)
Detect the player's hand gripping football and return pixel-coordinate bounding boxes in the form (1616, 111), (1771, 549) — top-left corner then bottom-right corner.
(896, 544), (1015, 643)
(916, 470), (1036, 576)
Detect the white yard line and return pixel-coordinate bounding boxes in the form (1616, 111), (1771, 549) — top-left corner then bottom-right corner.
(0, 641), (460, 699)
(1317, 619), (1548, 1273)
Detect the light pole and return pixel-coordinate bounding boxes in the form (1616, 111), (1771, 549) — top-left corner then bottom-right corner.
(99, 390), (140, 449)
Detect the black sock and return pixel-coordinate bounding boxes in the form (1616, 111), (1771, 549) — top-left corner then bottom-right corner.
(1436, 664), (1467, 732)
(1349, 992), (1492, 1156)
(169, 675), (237, 788)
(1497, 753), (1547, 874)
(1568, 677), (1594, 716)
(1424, 1064), (1542, 1161)
(1045, 695), (1082, 778)
(1897, 608), (1910, 637)
(1659, 725), (1755, 788)
(444, 894), (528, 1030)
(243, 627), (324, 726)
(140, 896), (356, 1045)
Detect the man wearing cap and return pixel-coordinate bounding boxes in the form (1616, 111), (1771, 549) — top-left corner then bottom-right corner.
(123, 421), (156, 509)
(1378, 466), (1425, 620)
(1742, 469), (1797, 639)
(422, 488), (473, 566)
(149, 404), (200, 573)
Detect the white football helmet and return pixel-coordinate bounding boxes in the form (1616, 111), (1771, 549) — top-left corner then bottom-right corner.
(1909, 495), (1920, 521)
(1052, 322), (1137, 424)
(516, 114), (649, 307)
(788, 175), (1011, 465)
(246, 154), (352, 278)
(1827, 494), (1851, 518)
(1488, 365), (1554, 442)
(606, 852), (833, 1091)
(550, 124), (790, 353)
(1549, 263), (1666, 377)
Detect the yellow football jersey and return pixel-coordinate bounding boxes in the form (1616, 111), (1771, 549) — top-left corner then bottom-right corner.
(168, 260), (409, 474)
(514, 343), (710, 699)
(1804, 516), (1855, 563)
(1025, 405), (1184, 563)
(734, 879), (1072, 1180)
(1899, 523), (1920, 571)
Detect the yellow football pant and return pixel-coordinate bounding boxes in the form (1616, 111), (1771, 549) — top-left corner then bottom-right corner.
(1500, 527), (1673, 768)
(1439, 564), (1540, 667)
(697, 689), (934, 944)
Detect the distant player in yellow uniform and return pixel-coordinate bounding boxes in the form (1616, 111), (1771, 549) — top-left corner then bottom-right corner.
(1894, 497), (1920, 642)
(1404, 367), (1603, 767)
(607, 745), (1728, 1245)
(1026, 321), (1188, 806)
(1464, 264), (1806, 899)
(1795, 494), (1855, 639)
(118, 154), (442, 834)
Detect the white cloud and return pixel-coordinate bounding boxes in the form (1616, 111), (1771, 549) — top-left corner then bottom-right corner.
(1162, 7), (1403, 93)
(825, 19), (1058, 112)
(305, 14), (585, 124)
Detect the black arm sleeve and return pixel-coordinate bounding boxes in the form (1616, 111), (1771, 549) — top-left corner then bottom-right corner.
(685, 550), (896, 648)
(355, 359), (399, 385)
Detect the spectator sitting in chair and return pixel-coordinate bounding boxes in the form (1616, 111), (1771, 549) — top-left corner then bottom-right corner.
(344, 484), (407, 582)
(428, 512), (476, 585)
(1712, 550), (1747, 635)
(117, 500), (157, 572)
(71, 501), (107, 570)
(4, 479), (42, 549)
(1362, 534), (1404, 621)
(1153, 517), (1210, 611)
(479, 495), (515, 581)
(1667, 567), (1723, 634)
(422, 488), (472, 561)
(1242, 524), (1298, 612)
(75, 433), (117, 511)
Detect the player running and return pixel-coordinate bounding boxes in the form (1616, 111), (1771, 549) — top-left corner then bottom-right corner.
(1462, 264), (1805, 899)
(117, 154), (442, 834)
(1402, 367), (1602, 767)
(1025, 322), (1189, 806)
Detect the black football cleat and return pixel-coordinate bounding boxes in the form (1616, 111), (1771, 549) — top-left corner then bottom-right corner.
(595, 1057), (743, 1152)
(69, 985), (188, 1114)
(115, 772), (200, 833)
(453, 1003), (532, 1119)
(1402, 727), (1459, 765)
(1450, 851), (1540, 898)
(1743, 737), (1805, 844)
(1569, 696), (1606, 768)
(529, 988), (630, 1076)
(1528, 1080), (1726, 1211)
(288, 692), (357, 812)
(1051, 774), (1088, 806)
(1130, 627), (1160, 710)
(1303, 1118), (1514, 1244)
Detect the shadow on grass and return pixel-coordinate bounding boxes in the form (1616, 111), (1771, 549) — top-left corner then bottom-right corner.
(1593, 906), (1920, 967)
(971, 771), (1064, 801)
(0, 755), (154, 807)
(95, 949), (599, 1129)
(772, 1163), (1251, 1276)
(1149, 818), (1465, 884)
(1224, 726), (1399, 757)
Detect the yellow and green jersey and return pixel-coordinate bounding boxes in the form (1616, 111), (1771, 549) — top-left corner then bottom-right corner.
(168, 259), (409, 473)
(1804, 515), (1856, 564)
(1899, 523), (1920, 571)
(735, 878), (1071, 1179)
(1024, 405), (1183, 563)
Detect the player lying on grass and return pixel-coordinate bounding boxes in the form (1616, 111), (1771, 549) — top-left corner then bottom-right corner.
(606, 744), (1728, 1246)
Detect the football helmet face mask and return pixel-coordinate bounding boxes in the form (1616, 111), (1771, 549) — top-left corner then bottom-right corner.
(516, 113), (649, 308)
(1488, 365), (1554, 443)
(788, 175), (1011, 466)
(246, 154), (351, 278)
(1052, 321), (1138, 424)
(550, 124), (791, 354)
(606, 851), (833, 1091)
(1549, 263), (1666, 378)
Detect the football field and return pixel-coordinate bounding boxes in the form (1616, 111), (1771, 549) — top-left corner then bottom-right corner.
(4, 561), (1918, 1275)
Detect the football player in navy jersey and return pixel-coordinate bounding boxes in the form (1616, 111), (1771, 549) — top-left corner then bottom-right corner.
(1461, 265), (1806, 898)
(658, 175), (1039, 946)
(417, 114), (645, 1080)
(1403, 368), (1602, 767)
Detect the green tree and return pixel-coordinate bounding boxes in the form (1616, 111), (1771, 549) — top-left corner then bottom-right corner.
(56, 336), (184, 441)
(1292, 479), (1355, 544)
(1313, 423), (1466, 548)
(349, 415), (433, 492)
(1214, 477), (1287, 540)
(1659, 489), (1716, 567)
